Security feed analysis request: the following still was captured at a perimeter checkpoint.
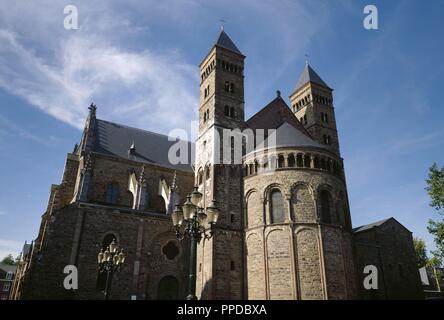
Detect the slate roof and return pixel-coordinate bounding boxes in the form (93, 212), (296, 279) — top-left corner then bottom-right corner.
(246, 96), (309, 133)
(93, 119), (193, 172)
(245, 95), (324, 153)
(0, 264), (17, 274)
(352, 218), (391, 233)
(294, 63), (330, 92)
(269, 122), (324, 149)
(214, 30), (243, 55)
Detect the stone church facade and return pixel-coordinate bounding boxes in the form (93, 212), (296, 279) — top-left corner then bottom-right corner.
(14, 30), (423, 300)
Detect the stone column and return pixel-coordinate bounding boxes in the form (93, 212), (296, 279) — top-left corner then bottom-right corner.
(310, 155), (315, 169)
(285, 193), (292, 222)
(136, 166), (148, 210)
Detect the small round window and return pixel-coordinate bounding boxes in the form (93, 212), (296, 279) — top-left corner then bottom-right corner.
(162, 241), (179, 260)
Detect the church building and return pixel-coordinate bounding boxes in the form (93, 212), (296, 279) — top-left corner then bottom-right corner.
(13, 29), (423, 300)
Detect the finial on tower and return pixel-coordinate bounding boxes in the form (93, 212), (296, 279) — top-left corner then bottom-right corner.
(219, 19), (225, 31)
(305, 54), (310, 66)
(276, 90), (281, 98)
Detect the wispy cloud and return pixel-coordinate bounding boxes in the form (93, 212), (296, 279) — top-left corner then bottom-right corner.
(0, 0), (329, 133)
(0, 1), (199, 134)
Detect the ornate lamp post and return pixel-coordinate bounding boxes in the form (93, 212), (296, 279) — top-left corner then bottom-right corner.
(171, 186), (220, 300)
(97, 239), (126, 300)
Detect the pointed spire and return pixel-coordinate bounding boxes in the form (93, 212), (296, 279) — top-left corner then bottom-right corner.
(294, 63), (330, 92)
(214, 29), (243, 55)
(139, 165), (146, 184)
(88, 102), (97, 119)
(171, 171), (177, 191)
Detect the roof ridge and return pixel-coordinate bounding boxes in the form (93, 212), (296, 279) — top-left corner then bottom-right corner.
(96, 118), (192, 144)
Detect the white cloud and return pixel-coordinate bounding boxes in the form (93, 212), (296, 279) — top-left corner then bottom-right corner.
(0, 0), (329, 135)
(0, 1), (199, 135)
(0, 239), (23, 259)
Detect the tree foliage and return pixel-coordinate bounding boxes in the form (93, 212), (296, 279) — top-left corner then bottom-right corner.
(413, 237), (428, 268)
(425, 162), (444, 264)
(1, 254), (16, 266)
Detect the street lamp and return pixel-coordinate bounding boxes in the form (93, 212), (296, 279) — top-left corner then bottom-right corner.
(171, 186), (220, 300)
(97, 238), (126, 300)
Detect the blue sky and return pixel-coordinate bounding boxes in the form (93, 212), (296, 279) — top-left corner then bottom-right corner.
(0, 0), (443, 258)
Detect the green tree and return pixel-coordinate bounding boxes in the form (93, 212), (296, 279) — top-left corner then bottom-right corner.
(425, 162), (444, 264)
(1, 254), (15, 266)
(413, 237), (428, 268)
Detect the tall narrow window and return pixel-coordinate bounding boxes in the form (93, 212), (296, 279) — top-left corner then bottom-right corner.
(225, 81), (230, 92)
(288, 154), (295, 167)
(229, 83), (235, 93)
(105, 183), (119, 204)
(278, 155), (285, 168)
(270, 189), (285, 224)
(230, 107), (235, 118)
(320, 190), (331, 224)
(224, 105), (230, 116)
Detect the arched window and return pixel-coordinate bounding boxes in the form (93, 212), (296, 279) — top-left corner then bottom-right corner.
(205, 166), (210, 180)
(157, 276), (179, 300)
(198, 169), (203, 185)
(230, 107), (235, 118)
(224, 105), (230, 116)
(105, 182), (119, 204)
(288, 154), (295, 167)
(203, 112), (207, 122)
(296, 154), (304, 167)
(254, 160), (259, 173)
(229, 83), (235, 93)
(278, 155), (285, 168)
(303, 154), (311, 168)
(320, 158), (326, 170)
(225, 81), (230, 92)
(270, 189), (285, 224)
(249, 164), (254, 175)
(320, 190), (331, 224)
(206, 109), (209, 120)
(313, 156), (320, 169)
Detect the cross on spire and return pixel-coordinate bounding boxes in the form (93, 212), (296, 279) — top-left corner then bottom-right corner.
(305, 54), (310, 66)
(219, 19), (225, 31)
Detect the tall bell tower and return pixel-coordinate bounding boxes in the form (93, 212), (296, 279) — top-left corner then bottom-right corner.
(290, 63), (341, 155)
(194, 29), (245, 299)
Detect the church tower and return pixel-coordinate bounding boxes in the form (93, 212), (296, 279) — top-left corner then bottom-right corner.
(290, 63), (341, 155)
(194, 29), (245, 299)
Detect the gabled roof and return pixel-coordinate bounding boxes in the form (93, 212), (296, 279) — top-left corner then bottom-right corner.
(352, 218), (391, 233)
(0, 264), (17, 273)
(246, 95), (310, 133)
(93, 119), (193, 172)
(214, 30), (243, 55)
(294, 63), (330, 92)
(245, 95), (324, 152)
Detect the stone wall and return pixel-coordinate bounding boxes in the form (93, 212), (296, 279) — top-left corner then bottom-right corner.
(354, 218), (424, 299)
(20, 203), (189, 300)
(243, 158), (358, 300)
